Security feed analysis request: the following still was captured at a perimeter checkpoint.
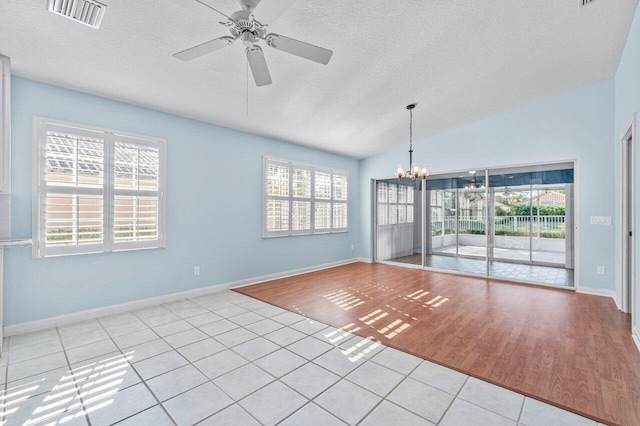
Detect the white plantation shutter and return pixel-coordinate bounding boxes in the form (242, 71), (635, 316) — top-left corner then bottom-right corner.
(36, 125), (106, 256)
(314, 172), (331, 200)
(292, 168), (311, 231)
(407, 186), (414, 223)
(333, 203), (348, 228)
(332, 173), (348, 230)
(45, 193), (104, 247)
(376, 180), (415, 229)
(315, 202), (332, 230)
(33, 118), (166, 257)
(263, 157), (348, 237)
(377, 182), (388, 226)
(266, 163), (289, 197)
(112, 137), (163, 249)
(265, 159), (292, 235)
(267, 199), (289, 232)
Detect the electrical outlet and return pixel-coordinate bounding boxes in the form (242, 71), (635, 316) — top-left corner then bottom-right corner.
(194, 266), (200, 276)
(597, 266), (605, 275)
(350, 244), (354, 251)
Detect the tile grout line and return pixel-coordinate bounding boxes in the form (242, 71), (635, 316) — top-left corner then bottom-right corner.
(126, 306), (191, 425)
(123, 295), (280, 423)
(67, 309), (177, 425)
(3, 294), (262, 424)
(454, 383), (525, 423)
(55, 325), (93, 426)
(517, 396), (527, 424)
(354, 352), (431, 425)
(184, 298), (328, 423)
(434, 375), (470, 425)
(141, 296), (431, 425)
(185, 294), (300, 424)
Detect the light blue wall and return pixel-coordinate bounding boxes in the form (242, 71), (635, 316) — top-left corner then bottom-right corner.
(358, 79), (616, 292)
(614, 4), (640, 332)
(6, 77), (359, 325)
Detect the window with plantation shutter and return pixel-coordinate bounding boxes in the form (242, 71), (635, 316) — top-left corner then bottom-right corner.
(377, 181), (415, 228)
(33, 117), (166, 258)
(263, 157), (348, 237)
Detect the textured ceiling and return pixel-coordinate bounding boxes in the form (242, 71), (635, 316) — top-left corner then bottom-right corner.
(0, 0), (637, 158)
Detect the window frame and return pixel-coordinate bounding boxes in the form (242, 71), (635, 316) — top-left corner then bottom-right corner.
(263, 156), (349, 238)
(32, 117), (167, 258)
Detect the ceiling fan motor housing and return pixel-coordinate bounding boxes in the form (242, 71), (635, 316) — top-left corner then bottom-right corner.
(228, 10), (266, 42)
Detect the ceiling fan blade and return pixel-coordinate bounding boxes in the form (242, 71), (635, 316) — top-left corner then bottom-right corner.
(246, 46), (272, 86)
(251, 0), (297, 25)
(173, 36), (235, 61)
(265, 34), (333, 65)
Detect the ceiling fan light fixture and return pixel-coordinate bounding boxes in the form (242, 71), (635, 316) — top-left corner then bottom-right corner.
(47, 0), (106, 29)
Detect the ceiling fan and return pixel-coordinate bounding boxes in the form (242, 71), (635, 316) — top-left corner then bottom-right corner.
(174, 0), (333, 87)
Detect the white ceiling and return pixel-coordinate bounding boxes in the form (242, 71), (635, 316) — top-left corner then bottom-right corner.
(0, 0), (637, 159)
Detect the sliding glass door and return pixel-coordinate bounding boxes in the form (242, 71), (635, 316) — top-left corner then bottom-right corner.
(492, 185), (534, 263)
(530, 184), (570, 266)
(456, 188), (487, 259)
(373, 162), (575, 287)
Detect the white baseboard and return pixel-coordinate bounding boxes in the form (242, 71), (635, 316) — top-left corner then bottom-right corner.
(356, 257), (373, 263)
(576, 286), (619, 304)
(4, 257), (361, 337)
(633, 327), (640, 355)
(230, 258), (360, 289)
(613, 292), (622, 311)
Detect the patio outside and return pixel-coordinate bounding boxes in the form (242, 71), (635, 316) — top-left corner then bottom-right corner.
(430, 189), (567, 266)
(431, 215), (566, 265)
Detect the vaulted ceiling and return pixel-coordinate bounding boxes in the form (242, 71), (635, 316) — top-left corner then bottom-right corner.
(0, 0), (637, 158)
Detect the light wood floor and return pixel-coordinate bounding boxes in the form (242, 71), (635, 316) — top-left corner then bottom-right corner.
(235, 262), (640, 426)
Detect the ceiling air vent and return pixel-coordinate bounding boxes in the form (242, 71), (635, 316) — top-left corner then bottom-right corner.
(580, 0), (597, 6)
(47, 0), (106, 29)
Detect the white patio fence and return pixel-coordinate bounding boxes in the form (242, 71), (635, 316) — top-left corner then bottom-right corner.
(434, 215), (565, 237)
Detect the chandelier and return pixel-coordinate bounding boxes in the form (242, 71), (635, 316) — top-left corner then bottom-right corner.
(396, 104), (428, 180)
(464, 170), (486, 190)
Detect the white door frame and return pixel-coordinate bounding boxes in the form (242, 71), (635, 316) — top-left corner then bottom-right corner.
(621, 113), (636, 315)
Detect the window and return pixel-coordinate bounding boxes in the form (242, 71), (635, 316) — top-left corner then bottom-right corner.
(377, 181), (414, 226)
(263, 157), (348, 237)
(33, 117), (166, 257)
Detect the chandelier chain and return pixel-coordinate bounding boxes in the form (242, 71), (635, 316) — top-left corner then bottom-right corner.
(409, 108), (413, 152)
(396, 103), (427, 181)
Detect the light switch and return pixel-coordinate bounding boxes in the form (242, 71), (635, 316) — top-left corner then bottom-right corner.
(590, 216), (611, 225)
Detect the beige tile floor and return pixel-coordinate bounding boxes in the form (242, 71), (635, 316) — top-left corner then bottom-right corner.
(0, 290), (603, 425)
